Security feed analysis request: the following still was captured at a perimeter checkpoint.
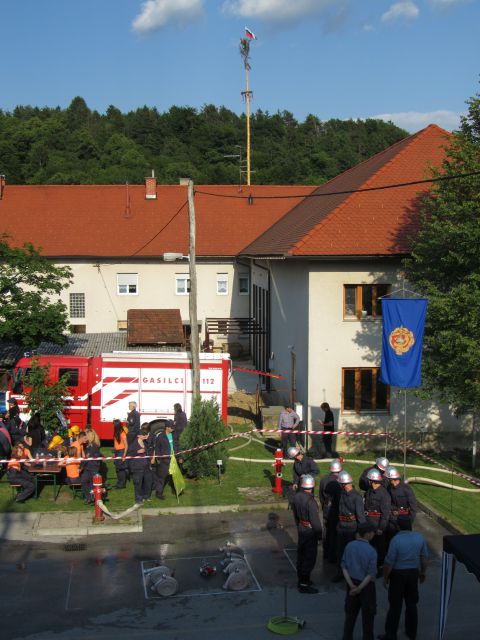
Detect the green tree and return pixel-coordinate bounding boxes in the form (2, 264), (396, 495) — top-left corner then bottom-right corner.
(180, 398), (229, 479)
(24, 358), (69, 432)
(405, 90), (480, 467)
(0, 239), (72, 346)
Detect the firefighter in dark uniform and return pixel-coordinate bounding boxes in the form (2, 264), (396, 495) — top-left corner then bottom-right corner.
(291, 474), (323, 593)
(127, 429), (151, 504)
(364, 467), (391, 571)
(385, 466), (417, 546)
(288, 446), (319, 489)
(319, 458), (343, 563)
(359, 456), (389, 491)
(126, 401), (141, 443)
(333, 470), (366, 582)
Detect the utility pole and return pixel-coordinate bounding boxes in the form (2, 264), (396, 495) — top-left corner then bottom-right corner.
(187, 180), (200, 399)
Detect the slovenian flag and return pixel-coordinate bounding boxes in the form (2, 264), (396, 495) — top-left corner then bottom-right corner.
(245, 27), (257, 40)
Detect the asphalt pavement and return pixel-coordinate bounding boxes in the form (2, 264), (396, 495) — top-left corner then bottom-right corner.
(0, 508), (475, 640)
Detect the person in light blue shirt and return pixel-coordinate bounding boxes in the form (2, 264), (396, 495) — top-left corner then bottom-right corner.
(341, 523), (377, 640)
(378, 519), (428, 640)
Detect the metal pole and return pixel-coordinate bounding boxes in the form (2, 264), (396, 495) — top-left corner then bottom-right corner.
(187, 180), (200, 399)
(472, 411), (478, 470)
(403, 389), (407, 480)
(245, 65), (251, 186)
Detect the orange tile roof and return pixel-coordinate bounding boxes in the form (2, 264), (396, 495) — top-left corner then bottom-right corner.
(242, 124), (451, 257)
(0, 184), (314, 258)
(127, 309), (184, 345)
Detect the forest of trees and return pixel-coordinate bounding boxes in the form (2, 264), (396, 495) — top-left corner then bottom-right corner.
(0, 97), (408, 186)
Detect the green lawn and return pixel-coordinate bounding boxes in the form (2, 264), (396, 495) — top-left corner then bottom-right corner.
(2, 440), (479, 534)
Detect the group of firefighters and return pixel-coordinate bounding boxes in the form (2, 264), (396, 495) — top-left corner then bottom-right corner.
(2, 399), (187, 505)
(289, 447), (425, 640)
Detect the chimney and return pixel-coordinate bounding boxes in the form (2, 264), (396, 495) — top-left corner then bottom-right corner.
(179, 177), (190, 186)
(0, 175), (5, 200)
(145, 170), (157, 200)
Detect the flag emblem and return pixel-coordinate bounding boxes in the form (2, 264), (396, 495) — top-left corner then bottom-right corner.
(389, 326), (415, 356)
(245, 27), (257, 40)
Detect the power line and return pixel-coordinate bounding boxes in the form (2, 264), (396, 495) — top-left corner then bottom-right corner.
(194, 170), (480, 201)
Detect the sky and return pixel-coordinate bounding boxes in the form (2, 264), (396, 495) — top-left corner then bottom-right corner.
(1, 0), (479, 133)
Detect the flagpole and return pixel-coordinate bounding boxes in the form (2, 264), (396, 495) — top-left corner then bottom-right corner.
(240, 31), (255, 187)
(246, 64), (251, 186)
(403, 389), (407, 480)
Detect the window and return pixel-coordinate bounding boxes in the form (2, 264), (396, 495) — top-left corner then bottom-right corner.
(342, 368), (389, 413)
(175, 273), (190, 295)
(69, 293), (85, 318)
(71, 324), (86, 334)
(217, 273), (228, 295)
(117, 273), (138, 296)
(343, 284), (390, 319)
(59, 368), (79, 387)
(239, 273), (250, 295)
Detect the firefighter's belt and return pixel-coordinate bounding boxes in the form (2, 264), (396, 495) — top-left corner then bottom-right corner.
(299, 519), (312, 528)
(392, 508), (410, 516)
(338, 514), (356, 522)
(366, 511), (382, 518)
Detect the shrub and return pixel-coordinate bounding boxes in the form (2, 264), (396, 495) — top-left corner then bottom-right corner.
(180, 397), (229, 479)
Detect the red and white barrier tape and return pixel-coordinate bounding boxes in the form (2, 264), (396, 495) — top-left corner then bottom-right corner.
(387, 433), (480, 488)
(259, 428), (387, 437)
(231, 365), (284, 379)
(0, 433), (245, 465)
(1, 429), (389, 466)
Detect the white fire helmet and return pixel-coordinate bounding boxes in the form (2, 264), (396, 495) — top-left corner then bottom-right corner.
(338, 471), (353, 485)
(330, 459), (343, 473)
(375, 456), (389, 471)
(367, 468), (383, 482)
(385, 466), (401, 480)
(301, 474), (316, 489)
(288, 447), (301, 459)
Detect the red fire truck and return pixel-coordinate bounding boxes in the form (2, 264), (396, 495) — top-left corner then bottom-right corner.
(10, 351), (231, 440)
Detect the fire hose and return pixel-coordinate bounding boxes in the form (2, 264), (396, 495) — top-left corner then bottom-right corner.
(96, 500), (142, 519)
(406, 477), (480, 493)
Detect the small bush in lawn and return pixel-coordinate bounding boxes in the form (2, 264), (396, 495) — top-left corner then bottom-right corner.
(180, 397), (229, 479)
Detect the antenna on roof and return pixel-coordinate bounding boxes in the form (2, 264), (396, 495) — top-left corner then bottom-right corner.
(224, 145), (246, 192)
(124, 181), (132, 219)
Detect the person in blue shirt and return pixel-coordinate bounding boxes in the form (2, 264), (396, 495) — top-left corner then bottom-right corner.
(378, 518), (428, 640)
(341, 523), (378, 640)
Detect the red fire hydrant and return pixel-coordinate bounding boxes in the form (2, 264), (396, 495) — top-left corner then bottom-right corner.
(92, 473), (105, 522)
(272, 448), (284, 495)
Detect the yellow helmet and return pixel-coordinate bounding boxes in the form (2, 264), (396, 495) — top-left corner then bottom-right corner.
(48, 435), (64, 450)
(68, 425), (80, 437)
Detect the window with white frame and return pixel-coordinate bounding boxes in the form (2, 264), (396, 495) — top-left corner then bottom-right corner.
(239, 273), (250, 295)
(117, 273), (138, 296)
(216, 273), (228, 295)
(69, 293), (85, 318)
(175, 273), (190, 295)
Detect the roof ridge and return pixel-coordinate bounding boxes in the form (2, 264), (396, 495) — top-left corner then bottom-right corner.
(353, 124), (451, 192)
(290, 125), (450, 254)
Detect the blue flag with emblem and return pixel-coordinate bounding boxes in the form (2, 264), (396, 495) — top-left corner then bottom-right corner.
(380, 298), (428, 388)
